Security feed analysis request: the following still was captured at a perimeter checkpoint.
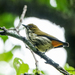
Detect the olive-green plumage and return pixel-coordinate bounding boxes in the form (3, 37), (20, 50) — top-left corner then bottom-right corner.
(23, 24), (69, 52)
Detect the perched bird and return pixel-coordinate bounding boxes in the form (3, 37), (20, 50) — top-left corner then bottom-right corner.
(22, 24), (69, 52)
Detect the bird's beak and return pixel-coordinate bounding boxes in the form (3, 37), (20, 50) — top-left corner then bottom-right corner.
(22, 24), (27, 28)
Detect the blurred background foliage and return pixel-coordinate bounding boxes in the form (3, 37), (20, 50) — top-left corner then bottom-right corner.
(0, 0), (75, 74)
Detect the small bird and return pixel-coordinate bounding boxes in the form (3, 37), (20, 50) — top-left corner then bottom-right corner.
(22, 24), (69, 52)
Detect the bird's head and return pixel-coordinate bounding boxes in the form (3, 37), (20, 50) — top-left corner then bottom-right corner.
(22, 24), (39, 32)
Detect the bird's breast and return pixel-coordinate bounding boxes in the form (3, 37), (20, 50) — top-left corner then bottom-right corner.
(28, 32), (53, 52)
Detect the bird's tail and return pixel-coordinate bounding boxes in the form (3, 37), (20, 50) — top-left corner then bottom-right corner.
(63, 42), (69, 47)
(52, 40), (69, 48)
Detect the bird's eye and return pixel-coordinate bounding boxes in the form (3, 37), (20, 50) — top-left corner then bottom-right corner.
(29, 25), (33, 28)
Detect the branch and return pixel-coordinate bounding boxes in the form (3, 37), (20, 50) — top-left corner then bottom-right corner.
(8, 5), (27, 35)
(16, 5), (27, 29)
(0, 27), (69, 75)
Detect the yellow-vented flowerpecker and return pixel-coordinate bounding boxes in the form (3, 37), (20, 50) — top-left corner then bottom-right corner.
(23, 24), (69, 52)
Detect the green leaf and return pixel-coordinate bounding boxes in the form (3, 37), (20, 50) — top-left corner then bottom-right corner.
(33, 69), (36, 74)
(13, 57), (29, 75)
(33, 69), (45, 75)
(11, 45), (21, 51)
(64, 63), (75, 74)
(0, 51), (13, 62)
(19, 63), (29, 74)
(40, 70), (45, 74)
(0, 45), (21, 62)
(0, 35), (8, 43)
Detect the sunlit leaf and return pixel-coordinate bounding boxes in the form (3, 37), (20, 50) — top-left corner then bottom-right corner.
(13, 57), (29, 75)
(40, 70), (45, 74)
(0, 35), (8, 43)
(64, 63), (75, 74)
(11, 45), (21, 51)
(0, 51), (13, 62)
(19, 63), (29, 74)
(33, 69), (45, 75)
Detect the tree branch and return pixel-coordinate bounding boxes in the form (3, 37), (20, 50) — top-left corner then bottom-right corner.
(0, 27), (69, 75)
(16, 5), (27, 29)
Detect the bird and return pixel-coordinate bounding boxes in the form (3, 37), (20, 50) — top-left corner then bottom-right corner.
(22, 24), (69, 52)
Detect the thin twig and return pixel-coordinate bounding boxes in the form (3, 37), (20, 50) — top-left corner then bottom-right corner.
(25, 44), (38, 72)
(16, 5), (27, 29)
(30, 50), (38, 71)
(5, 5), (27, 35)
(15, 5), (27, 35)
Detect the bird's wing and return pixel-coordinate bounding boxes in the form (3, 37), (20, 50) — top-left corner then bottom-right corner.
(35, 30), (69, 47)
(37, 35), (69, 48)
